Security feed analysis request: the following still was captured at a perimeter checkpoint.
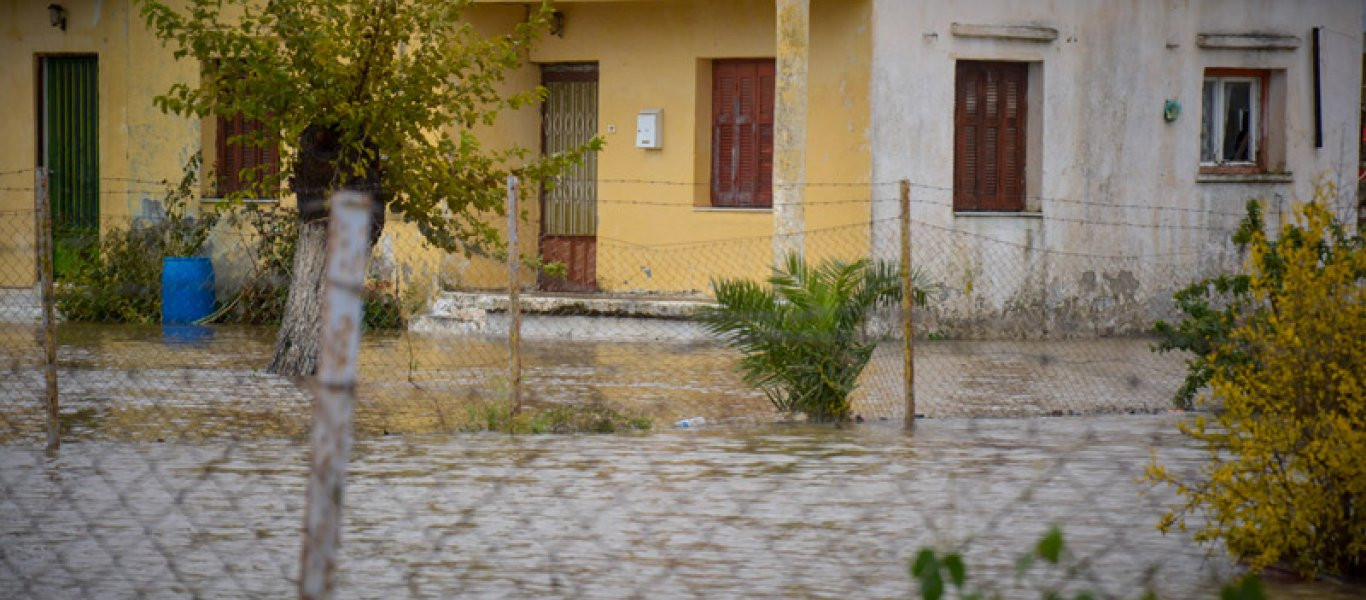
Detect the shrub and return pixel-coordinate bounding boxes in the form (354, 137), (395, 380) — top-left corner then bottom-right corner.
(910, 527), (1266, 600)
(1147, 200), (1366, 580)
(221, 204), (403, 330)
(460, 398), (651, 434)
(1154, 185), (1363, 408)
(224, 203), (297, 325)
(698, 253), (927, 422)
(56, 156), (220, 323)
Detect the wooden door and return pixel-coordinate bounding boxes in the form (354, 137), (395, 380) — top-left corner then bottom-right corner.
(539, 63), (599, 292)
(41, 56), (100, 276)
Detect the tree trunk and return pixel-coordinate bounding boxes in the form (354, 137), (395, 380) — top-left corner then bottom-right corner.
(266, 124), (385, 376)
(267, 220), (330, 375)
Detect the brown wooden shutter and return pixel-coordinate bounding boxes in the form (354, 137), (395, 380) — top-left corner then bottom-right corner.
(712, 59), (775, 208)
(954, 61), (1027, 211)
(215, 112), (280, 197)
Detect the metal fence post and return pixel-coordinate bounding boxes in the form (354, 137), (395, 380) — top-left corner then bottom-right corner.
(507, 175), (523, 418)
(36, 167), (59, 453)
(900, 179), (915, 429)
(299, 190), (372, 600)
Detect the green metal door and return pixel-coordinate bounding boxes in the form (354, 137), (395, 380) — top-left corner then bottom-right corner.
(43, 56), (99, 276)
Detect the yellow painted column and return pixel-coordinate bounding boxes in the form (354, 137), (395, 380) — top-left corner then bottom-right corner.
(773, 0), (809, 263)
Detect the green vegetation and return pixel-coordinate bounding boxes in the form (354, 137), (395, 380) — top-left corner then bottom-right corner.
(698, 254), (927, 422)
(1148, 194), (1366, 580)
(138, 0), (601, 373)
(218, 204), (403, 330)
(1153, 186), (1363, 409)
(55, 156), (220, 323)
(53, 172), (404, 329)
(461, 398), (652, 434)
(910, 526), (1266, 600)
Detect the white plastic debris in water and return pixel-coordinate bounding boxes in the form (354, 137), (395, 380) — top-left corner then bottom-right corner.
(674, 417), (706, 428)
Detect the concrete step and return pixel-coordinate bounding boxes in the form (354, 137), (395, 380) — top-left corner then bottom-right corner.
(411, 291), (716, 343)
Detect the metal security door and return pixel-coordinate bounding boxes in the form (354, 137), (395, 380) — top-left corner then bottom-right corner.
(42, 56), (100, 276)
(539, 63), (598, 292)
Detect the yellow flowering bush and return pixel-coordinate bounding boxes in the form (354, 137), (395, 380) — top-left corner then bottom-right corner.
(1148, 197), (1365, 580)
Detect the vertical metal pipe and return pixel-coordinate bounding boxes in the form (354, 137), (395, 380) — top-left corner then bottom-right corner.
(507, 176), (523, 418)
(36, 167), (59, 453)
(1312, 26), (1323, 149)
(900, 179), (915, 430)
(299, 190), (371, 600)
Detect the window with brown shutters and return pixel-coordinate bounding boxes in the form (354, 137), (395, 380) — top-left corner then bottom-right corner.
(215, 112), (280, 198)
(711, 59), (775, 208)
(954, 61), (1028, 212)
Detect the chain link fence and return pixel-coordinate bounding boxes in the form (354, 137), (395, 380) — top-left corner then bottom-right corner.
(1, 169), (1361, 598)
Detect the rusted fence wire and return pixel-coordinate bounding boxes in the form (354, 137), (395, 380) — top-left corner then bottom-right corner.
(0, 170), (1360, 597)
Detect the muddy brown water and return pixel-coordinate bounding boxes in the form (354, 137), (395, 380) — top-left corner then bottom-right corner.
(2, 322), (1185, 444)
(2, 418), (1361, 599)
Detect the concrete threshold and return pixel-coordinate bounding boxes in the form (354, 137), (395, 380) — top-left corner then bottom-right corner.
(410, 291), (718, 343)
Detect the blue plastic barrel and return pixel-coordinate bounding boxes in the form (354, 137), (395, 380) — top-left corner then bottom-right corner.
(162, 257), (216, 325)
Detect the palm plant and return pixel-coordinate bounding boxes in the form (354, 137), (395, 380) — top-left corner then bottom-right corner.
(699, 254), (929, 422)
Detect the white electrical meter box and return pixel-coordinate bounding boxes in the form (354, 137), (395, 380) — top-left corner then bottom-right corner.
(635, 109), (662, 149)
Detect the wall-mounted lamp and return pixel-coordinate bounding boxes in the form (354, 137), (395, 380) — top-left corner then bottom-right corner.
(48, 4), (67, 31)
(549, 10), (565, 38)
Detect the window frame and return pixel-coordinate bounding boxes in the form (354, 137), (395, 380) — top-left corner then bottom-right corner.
(1200, 68), (1270, 175)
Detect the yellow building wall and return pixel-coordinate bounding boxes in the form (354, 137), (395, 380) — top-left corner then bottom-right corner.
(1, 0), (873, 300)
(478, 0), (875, 294)
(0, 0), (202, 287)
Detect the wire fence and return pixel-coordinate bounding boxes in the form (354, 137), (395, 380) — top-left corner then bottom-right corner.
(0, 168), (1361, 598)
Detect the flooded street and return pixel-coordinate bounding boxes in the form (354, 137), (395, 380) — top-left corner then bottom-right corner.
(2, 323), (1185, 443)
(2, 323), (1358, 598)
(3, 417), (1360, 598)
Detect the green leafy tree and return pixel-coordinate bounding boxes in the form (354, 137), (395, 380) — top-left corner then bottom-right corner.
(698, 254), (927, 422)
(138, 0), (599, 374)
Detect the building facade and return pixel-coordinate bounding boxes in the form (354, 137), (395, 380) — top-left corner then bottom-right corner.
(869, 0), (1361, 336)
(1, 0), (1360, 337)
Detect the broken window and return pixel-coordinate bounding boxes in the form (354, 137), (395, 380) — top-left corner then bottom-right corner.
(1201, 70), (1267, 168)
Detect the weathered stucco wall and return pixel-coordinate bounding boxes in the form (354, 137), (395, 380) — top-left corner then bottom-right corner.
(0, 0), (201, 287)
(871, 0), (1363, 338)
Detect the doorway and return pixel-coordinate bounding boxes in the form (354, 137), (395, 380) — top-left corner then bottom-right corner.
(39, 55), (100, 277)
(538, 63), (598, 292)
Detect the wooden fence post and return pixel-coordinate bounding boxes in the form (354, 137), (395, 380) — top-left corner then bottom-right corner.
(299, 190), (371, 600)
(901, 179), (915, 429)
(36, 167), (59, 453)
(507, 175), (523, 418)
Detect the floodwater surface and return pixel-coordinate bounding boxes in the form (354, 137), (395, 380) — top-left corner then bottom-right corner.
(2, 417), (1360, 599)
